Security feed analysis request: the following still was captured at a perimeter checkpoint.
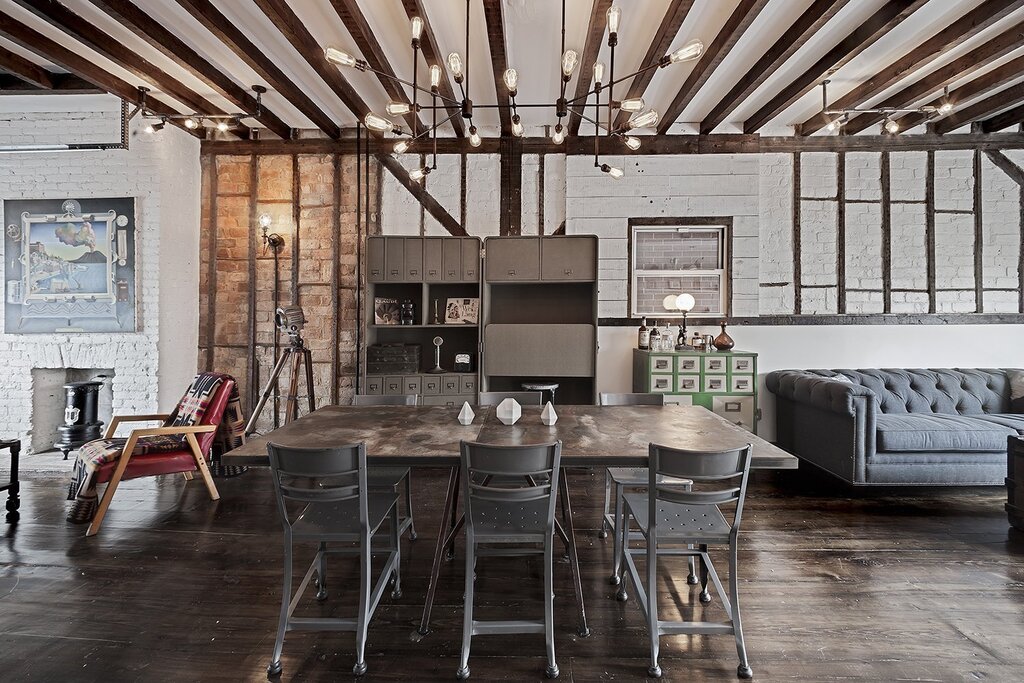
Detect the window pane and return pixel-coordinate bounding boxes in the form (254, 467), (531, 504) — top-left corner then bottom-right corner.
(635, 274), (722, 316)
(634, 229), (723, 271)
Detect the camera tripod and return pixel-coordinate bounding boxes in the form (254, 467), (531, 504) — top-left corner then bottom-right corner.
(244, 333), (316, 435)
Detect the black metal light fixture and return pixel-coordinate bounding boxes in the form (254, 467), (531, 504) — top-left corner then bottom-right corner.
(818, 80), (955, 135)
(137, 85), (266, 135)
(324, 1), (703, 180)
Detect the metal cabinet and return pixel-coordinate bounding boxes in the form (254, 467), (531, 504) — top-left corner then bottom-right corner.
(424, 238), (443, 281)
(443, 239), (462, 281)
(404, 237), (423, 281)
(462, 238), (480, 281)
(485, 237), (540, 281)
(541, 237), (597, 281)
(422, 375), (442, 395)
(384, 376), (405, 395)
(367, 237), (385, 282)
(365, 375), (383, 395)
(386, 238), (405, 281)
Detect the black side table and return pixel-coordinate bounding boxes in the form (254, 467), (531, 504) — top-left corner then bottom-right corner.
(1, 439), (19, 523)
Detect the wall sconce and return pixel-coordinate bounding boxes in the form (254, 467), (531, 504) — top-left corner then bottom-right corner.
(664, 293), (696, 349)
(259, 213), (284, 253)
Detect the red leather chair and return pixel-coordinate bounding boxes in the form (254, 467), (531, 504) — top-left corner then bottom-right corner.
(85, 377), (236, 537)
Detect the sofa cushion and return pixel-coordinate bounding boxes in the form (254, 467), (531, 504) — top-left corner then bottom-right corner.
(875, 414), (1015, 452)
(969, 414), (1024, 435)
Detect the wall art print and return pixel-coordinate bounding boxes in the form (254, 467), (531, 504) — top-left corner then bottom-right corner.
(4, 197), (137, 333)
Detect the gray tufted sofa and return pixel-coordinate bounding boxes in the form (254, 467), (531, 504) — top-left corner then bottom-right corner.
(766, 368), (1024, 486)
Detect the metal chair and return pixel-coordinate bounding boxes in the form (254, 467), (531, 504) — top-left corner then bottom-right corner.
(617, 442), (754, 679)
(598, 393), (696, 587)
(457, 440), (563, 680)
(266, 442), (402, 677)
(351, 393), (418, 541)
(477, 391), (544, 406)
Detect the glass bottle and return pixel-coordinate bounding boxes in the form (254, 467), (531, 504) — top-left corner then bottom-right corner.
(638, 316), (650, 350)
(649, 321), (661, 351)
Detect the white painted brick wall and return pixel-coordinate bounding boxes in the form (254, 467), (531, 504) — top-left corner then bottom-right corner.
(0, 110), (199, 449)
(934, 150), (974, 212)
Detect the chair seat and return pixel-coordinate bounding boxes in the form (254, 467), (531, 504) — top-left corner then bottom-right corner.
(95, 450), (198, 484)
(622, 493), (732, 543)
(292, 492), (399, 541)
(368, 466), (410, 489)
(608, 467), (693, 487)
(469, 498), (551, 543)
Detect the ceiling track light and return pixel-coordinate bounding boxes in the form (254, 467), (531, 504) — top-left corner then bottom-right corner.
(137, 84), (262, 135)
(818, 80), (948, 136)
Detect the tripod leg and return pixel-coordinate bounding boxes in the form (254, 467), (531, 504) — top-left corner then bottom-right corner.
(244, 349), (291, 434)
(304, 348), (316, 413)
(285, 351), (302, 424)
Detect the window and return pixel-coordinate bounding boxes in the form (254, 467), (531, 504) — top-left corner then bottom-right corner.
(629, 223), (729, 317)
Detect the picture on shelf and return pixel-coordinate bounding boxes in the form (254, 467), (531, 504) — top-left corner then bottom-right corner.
(445, 297), (479, 324)
(374, 297), (400, 325)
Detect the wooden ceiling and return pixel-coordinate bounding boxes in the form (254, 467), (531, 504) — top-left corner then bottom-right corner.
(0, 0), (1022, 142)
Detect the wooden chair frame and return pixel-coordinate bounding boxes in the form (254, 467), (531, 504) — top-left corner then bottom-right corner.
(86, 414), (220, 537)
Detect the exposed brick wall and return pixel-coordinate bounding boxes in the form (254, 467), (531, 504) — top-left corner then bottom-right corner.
(199, 153), (380, 430)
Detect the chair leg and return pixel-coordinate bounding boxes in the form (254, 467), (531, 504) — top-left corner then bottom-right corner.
(699, 544), (712, 604)
(610, 481), (625, 585)
(182, 471), (194, 481)
(544, 535), (559, 679)
(267, 534), (293, 676)
(558, 473), (589, 637)
(186, 434), (220, 501)
(730, 539), (753, 679)
(647, 538), (661, 679)
(456, 535), (475, 680)
(598, 469), (611, 539)
(615, 502), (630, 602)
(391, 505), (403, 599)
(85, 458), (132, 537)
(315, 541), (328, 601)
(404, 471), (417, 541)
(354, 534), (371, 676)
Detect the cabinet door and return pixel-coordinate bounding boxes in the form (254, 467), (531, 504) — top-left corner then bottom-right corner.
(384, 376), (404, 395)
(404, 237), (423, 281)
(367, 238), (385, 282)
(424, 238), (443, 281)
(462, 239), (480, 281)
(541, 237), (596, 280)
(485, 237), (540, 281)
(443, 239), (462, 281)
(386, 238), (405, 281)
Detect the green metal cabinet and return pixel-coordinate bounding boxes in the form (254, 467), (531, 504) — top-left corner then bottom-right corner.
(632, 349), (759, 433)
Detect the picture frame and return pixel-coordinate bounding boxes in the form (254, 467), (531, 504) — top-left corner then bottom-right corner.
(374, 297), (400, 325)
(445, 297), (479, 325)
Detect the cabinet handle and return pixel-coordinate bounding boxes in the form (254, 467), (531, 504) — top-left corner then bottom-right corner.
(410, 269), (418, 275)
(508, 269), (516, 275)
(564, 268), (572, 275)
(429, 270), (437, 275)
(390, 269), (399, 275)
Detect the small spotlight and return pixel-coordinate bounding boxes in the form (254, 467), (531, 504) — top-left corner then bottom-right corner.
(184, 117), (200, 130)
(939, 101), (953, 115)
(258, 213), (273, 228)
(884, 118), (899, 134)
(216, 120), (230, 132)
(144, 119), (165, 134)
(600, 163), (624, 179)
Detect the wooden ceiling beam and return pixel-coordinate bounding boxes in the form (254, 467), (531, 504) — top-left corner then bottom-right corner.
(743, 0), (928, 134)
(379, 155), (466, 236)
(250, 0), (370, 128)
(801, 0), (1021, 136)
(930, 80), (1024, 134)
(173, 0), (335, 138)
(0, 45), (51, 88)
(657, 0), (771, 134)
(979, 99), (1024, 133)
(700, 0), (851, 134)
(481, 0), (511, 136)
(891, 52), (1024, 133)
(400, 0), (464, 137)
(844, 22), (1024, 135)
(17, 0), (248, 138)
(328, 0), (427, 134)
(985, 149), (1024, 185)
(567, 0), (611, 137)
(0, 9), (200, 136)
(89, 0), (292, 140)
(612, 0), (695, 130)
(0, 71), (100, 94)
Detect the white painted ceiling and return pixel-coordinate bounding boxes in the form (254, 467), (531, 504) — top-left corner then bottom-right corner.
(0, 0), (1022, 138)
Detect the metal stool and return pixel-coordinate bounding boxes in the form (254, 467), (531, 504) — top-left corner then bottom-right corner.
(1, 439), (19, 523)
(521, 382), (559, 405)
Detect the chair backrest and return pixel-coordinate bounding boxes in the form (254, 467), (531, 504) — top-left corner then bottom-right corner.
(478, 391), (544, 406)
(459, 440), (562, 533)
(648, 442), (753, 531)
(352, 394), (418, 406)
(266, 442), (369, 531)
(599, 392), (665, 406)
(167, 374), (236, 456)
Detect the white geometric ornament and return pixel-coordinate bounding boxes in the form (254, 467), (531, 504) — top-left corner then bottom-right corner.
(541, 401), (558, 426)
(458, 401), (475, 426)
(496, 398), (522, 425)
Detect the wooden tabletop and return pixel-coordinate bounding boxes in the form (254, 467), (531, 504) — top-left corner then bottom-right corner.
(223, 404), (797, 470)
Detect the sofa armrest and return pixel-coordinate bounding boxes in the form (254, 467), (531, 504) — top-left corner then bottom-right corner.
(766, 371), (876, 416)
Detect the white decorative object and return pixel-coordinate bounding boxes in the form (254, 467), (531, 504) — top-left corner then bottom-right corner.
(541, 401), (558, 426)
(458, 401), (475, 426)
(496, 398), (522, 426)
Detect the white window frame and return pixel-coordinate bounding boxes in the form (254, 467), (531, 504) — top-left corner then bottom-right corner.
(629, 224), (729, 318)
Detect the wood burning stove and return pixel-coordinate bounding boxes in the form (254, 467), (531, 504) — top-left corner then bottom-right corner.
(54, 381), (105, 460)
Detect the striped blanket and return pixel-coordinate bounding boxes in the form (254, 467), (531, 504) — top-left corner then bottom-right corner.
(68, 373), (245, 502)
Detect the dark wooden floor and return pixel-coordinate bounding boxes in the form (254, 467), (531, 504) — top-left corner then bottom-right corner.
(2, 465), (1023, 682)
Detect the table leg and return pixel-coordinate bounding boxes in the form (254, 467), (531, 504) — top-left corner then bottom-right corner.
(418, 465), (461, 636)
(558, 470), (589, 637)
(5, 441), (19, 524)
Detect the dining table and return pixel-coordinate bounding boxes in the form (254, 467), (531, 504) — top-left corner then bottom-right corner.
(223, 403), (798, 637)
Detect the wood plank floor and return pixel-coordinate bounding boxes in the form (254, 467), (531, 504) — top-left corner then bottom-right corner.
(1, 466), (1023, 682)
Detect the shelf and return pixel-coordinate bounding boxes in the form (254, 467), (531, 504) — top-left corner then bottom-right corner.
(370, 324), (478, 329)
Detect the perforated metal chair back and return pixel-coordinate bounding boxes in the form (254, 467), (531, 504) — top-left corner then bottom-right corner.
(477, 391), (544, 406)
(649, 442), (752, 529)
(599, 392), (666, 406)
(352, 394), (418, 406)
(267, 442), (368, 528)
(460, 440), (562, 534)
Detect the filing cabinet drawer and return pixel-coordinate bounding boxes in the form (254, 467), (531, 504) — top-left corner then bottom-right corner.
(404, 237), (423, 281)
(404, 375), (422, 396)
(676, 375), (699, 393)
(442, 375), (462, 395)
(703, 375), (728, 393)
(384, 376), (405, 395)
(649, 355), (674, 373)
(663, 394), (694, 406)
(713, 396), (756, 431)
(460, 374), (477, 395)
(676, 356), (700, 373)
(386, 239), (405, 281)
(650, 375), (674, 393)
(367, 237), (385, 282)
(424, 238), (443, 281)
(462, 239), (480, 281)
(730, 356), (755, 374)
(443, 239), (462, 281)
(365, 376), (383, 395)
(422, 375), (441, 395)
(421, 394), (473, 407)
(703, 356), (727, 374)
(731, 375), (754, 394)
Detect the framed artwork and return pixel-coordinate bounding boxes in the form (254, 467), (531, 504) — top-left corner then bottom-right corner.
(445, 297), (479, 325)
(374, 297), (400, 325)
(4, 198), (137, 333)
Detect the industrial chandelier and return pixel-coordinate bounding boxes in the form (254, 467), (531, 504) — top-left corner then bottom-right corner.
(325, 1), (702, 179)
(818, 79), (954, 135)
